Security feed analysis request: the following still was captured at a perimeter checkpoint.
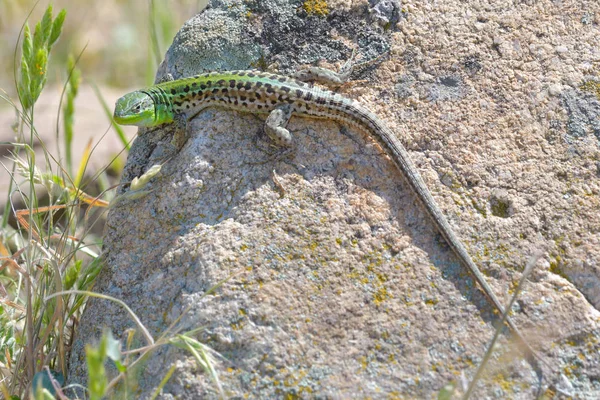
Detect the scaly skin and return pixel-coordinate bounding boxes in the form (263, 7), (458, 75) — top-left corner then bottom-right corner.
(114, 70), (542, 369)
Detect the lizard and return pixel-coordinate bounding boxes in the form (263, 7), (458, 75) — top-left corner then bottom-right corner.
(112, 67), (543, 370)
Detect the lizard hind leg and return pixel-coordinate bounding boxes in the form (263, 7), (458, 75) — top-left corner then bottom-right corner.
(292, 49), (389, 89)
(291, 48), (357, 87)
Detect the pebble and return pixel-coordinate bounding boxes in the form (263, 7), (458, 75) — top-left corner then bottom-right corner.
(555, 45), (568, 54)
(548, 84), (562, 96)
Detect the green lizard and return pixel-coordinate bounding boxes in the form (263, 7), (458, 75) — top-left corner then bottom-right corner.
(113, 68), (543, 369)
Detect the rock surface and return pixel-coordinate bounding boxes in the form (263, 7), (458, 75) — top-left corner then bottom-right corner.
(68, 0), (600, 398)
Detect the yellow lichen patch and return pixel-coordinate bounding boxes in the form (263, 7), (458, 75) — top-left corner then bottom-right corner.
(231, 320), (244, 330)
(563, 364), (576, 378)
(580, 79), (600, 100)
(303, 0), (329, 16)
(471, 198), (488, 217)
(373, 286), (391, 305)
(542, 387), (557, 398)
(347, 269), (361, 279)
(283, 369), (308, 387)
(457, 356), (475, 368)
(358, 355), (368, 370)
(424, 298), (438, 306)
(491, 372), (515, 394)
(549, 256), (569, 280)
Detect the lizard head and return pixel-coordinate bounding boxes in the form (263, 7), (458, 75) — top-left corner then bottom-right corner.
(113, 91), (158, 127)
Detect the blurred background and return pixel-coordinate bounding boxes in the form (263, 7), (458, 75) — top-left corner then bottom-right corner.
(1, 0), (208, 93)
(0, 0), (209, 211)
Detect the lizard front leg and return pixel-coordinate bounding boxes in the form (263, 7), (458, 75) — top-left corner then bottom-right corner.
(170, 112), (190, 151)
(249, 104), (295, 165)
(265, 104), (293, 147)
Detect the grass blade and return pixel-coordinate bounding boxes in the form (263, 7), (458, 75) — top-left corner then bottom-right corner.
(92, 83), (130, 150)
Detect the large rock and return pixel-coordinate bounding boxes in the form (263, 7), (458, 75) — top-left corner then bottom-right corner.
(68, 0), (600, 398)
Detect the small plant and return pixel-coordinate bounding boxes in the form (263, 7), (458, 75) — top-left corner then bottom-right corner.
(63, 54), (82, 176)
(17, 6), (66, 112)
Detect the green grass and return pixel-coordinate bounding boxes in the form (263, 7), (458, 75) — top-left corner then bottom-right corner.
(0, 5), (108, 398)
(0, 3), (223, 399)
